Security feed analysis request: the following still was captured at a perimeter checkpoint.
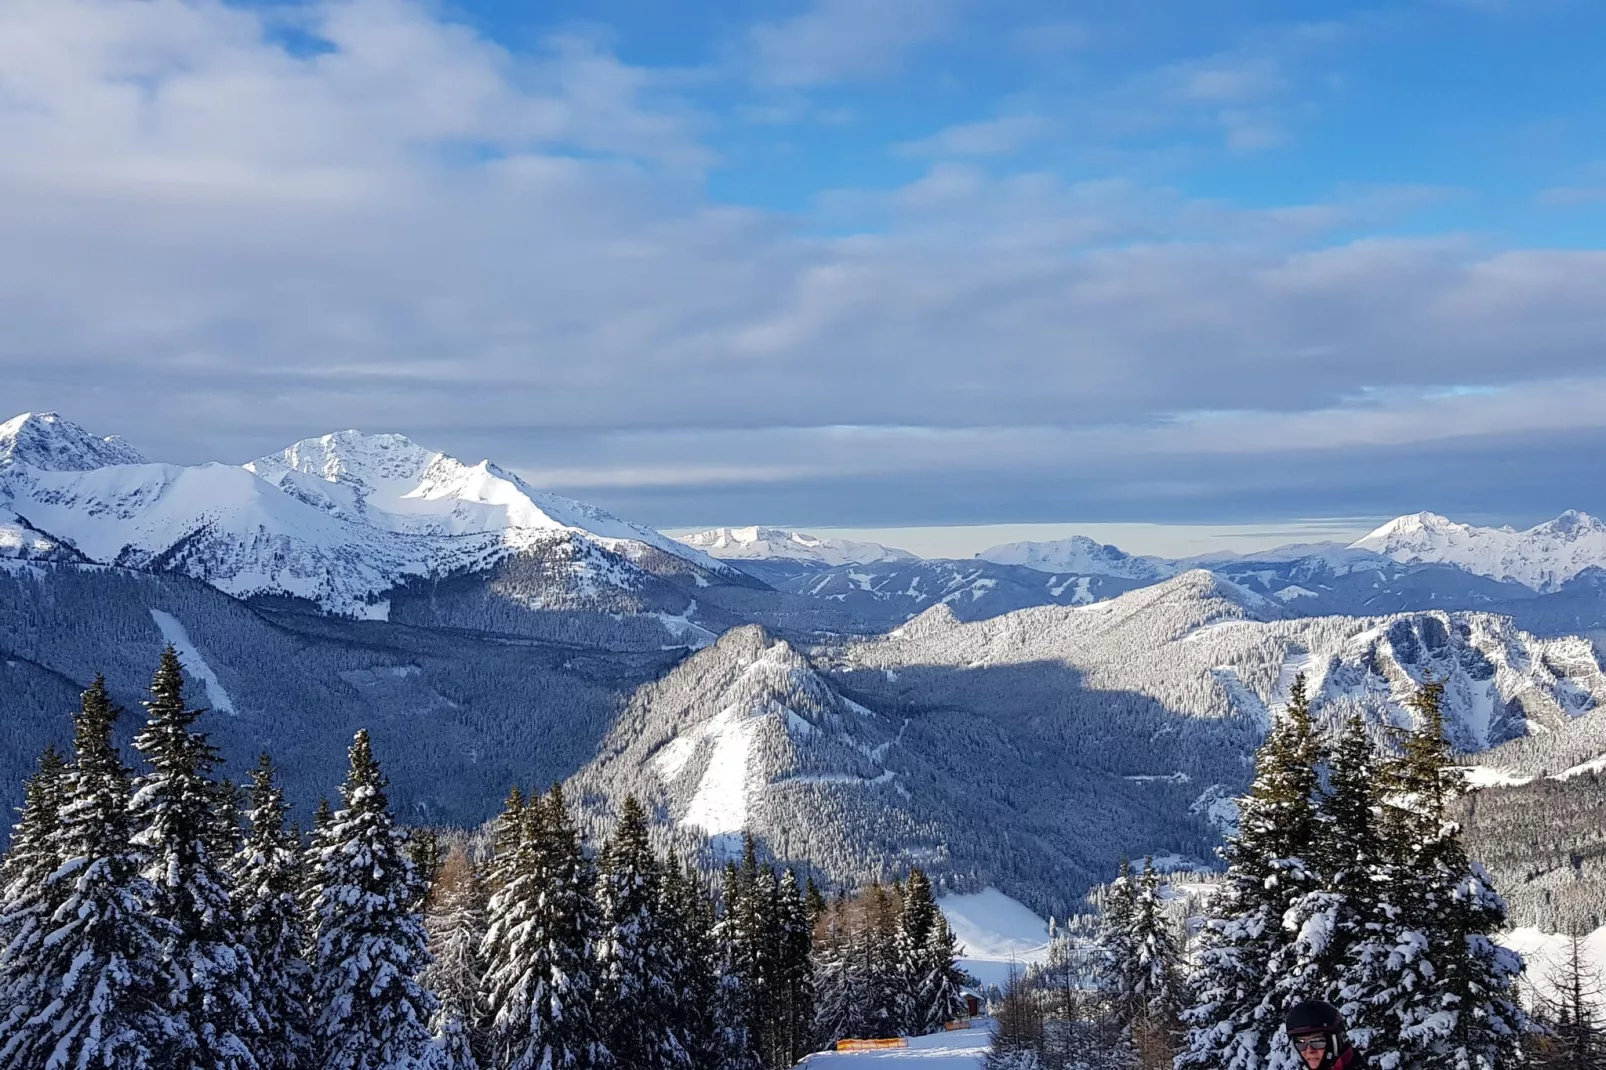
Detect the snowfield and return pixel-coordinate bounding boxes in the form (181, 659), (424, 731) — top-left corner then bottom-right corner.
(937, 888), (1051, 989)
(798, 1021), (992, 1069)
(1500, 925), (1606, 1010)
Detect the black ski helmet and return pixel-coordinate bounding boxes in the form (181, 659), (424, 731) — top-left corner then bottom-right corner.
(1285, 999), (1345, 1037)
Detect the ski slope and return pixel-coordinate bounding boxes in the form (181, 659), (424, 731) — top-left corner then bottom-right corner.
(798, 1022), (992, 1069)
(938, 888), (1051, 989)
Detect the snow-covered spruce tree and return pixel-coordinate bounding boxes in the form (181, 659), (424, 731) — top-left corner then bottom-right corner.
(480, 785), (604, 1070)
(231, 753), (313, 1070)
(410, 828), (445, 909)
(809, 891), (854, 1051)
(484, 786), (525, 892)
(719, 836), (779, 1066)
(1129, 859), (1183, 1024)
(661, 853), (719, 1070)
(918, 913), (969, 1035)
(212, 777), (246, 858)
(898, 869), (939, 1034)
(0, 745), (71, 1064)
(299, 797), (333, 961)
(713, 861), (764, 1070)
(1099, 859), (1138, 1025)
(1176, 673), (1324, 1070)
(0, 744), (67, 963)
(1356, 679), (1526, 1070)
(1, 676), (175, 1070)
(422, 845), (487, 1070)
(594, 795), (689, 1070)
(1127, 859), (1184, 1069)
(805, 878), (827, 927)
(776, 868), (816, 1061)
(1254, 711), (1388, 1068)
(310, 729), (436, 1070)
(864, 881), (904, 1039)
(131, 645), (263, 1070)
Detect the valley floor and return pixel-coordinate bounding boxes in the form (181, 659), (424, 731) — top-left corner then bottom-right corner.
(797, 1022), (993, 1069)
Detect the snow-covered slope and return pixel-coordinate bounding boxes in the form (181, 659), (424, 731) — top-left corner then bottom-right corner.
(1352, 510), (1606, 592)
(975, 534), (1175, 581)
(839, 570), (1606, 753)
(569, 625), (934, 870)
(677, 526), (918, 567)
(938, 888), (1051, 987)
(0, 413), (737, 616)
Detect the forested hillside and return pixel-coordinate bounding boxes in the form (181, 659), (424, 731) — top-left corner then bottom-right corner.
(6, 559), (1606, 922)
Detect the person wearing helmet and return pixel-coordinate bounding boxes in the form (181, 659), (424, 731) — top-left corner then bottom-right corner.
(1284, 1000), (1367, 1070)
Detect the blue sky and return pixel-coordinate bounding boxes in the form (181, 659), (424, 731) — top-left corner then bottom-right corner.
(0, 0), (1604, 553)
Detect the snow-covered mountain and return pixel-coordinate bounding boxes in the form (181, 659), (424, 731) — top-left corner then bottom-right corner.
(838, 570), (1606, 757)
(1351, 510), (1606, 592)
(974, 534), (1176, 581)
(0, 412), (739, 617)
(0, 411), (148, 470)
(569, 625), (928, 870)
(676, 526), (918, 568)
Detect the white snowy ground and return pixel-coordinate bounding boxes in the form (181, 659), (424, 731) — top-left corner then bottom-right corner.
(798, 1021), (992, 1069)
(1501, 925), (1606, 1007)
(937, 889), (1052, 989)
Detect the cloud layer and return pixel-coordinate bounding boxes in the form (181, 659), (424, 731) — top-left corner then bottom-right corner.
(0, 0), (1602, 529)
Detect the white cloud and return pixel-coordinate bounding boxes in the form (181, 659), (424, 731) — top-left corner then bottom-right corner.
(896, 114), (1053, 157)
(746, 0), (962, 86)
(0, 0), (1601, 526)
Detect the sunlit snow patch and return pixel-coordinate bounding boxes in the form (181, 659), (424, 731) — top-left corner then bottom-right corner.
(656, 601), (716, 649)
(149, 610), (237, 715)
(937, 888), (1051, 989)
(680, 704), (758, 837)
(1502, 925), (1606, 1009)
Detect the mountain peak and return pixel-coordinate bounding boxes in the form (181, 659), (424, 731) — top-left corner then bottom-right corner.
(1351, 510), (1606, 592)
(975, 534), (1174, 581)
(1534, 510), (1606, 538)
(247, 429), (441, 493)
(1356, 511), (1460, 541)
(0, 412), (148, 471)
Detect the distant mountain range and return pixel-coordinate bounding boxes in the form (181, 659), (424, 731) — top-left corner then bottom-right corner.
(677, 527), (919, 567)
(675, 514), (1606, 633)
(680, 513), (1606, 593)
(4, 411), (1606, 923)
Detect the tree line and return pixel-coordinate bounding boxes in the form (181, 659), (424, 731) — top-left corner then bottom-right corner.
(0, 646), (968, 1070)
(986, 856), (1188, 1070)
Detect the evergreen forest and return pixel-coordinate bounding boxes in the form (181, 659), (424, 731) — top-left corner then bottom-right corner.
(0, 647), (968, 1070)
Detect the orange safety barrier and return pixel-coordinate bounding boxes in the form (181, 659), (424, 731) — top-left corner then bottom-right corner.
(835, 1038), (909, 1051)
(944, 1018), (973, 1031)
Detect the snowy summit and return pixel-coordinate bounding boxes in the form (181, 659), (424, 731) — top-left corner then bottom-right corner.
(1351, 510), (1606, 591)
(975, 534), (1175, 581)
(0, 413), (734, 616)
(676, 526), (919, 567)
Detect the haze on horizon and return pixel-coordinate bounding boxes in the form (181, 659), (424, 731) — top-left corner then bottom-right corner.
(2, 0), (1603, 538)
